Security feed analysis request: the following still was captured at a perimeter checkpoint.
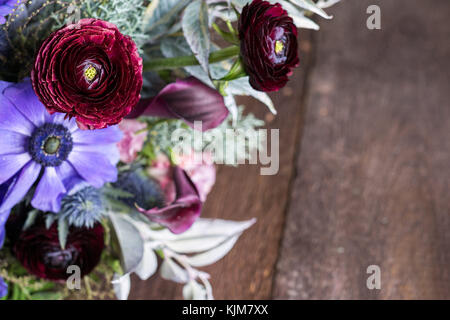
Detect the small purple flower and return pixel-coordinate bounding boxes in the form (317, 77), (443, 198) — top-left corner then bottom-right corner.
(0, 276), (7, 299)
(0, 0), (21, 25)
(137, 167), (202, 234)
(0, 80), (122, 219)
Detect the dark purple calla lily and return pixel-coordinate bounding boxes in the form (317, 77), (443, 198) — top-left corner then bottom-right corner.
(128, 77), (229, 131)
(137, 166), (202, 234)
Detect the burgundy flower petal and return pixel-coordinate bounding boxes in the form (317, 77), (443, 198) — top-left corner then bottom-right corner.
(138, 167), (202, 234)
(128, 77), (229, 131)
(238, 0), (299, 92)
(31, 18), (143, 130)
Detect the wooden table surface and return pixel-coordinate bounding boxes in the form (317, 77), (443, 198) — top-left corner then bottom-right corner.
(131, 0), (450, 300)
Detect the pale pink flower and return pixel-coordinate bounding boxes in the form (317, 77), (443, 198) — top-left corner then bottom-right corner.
(148, 152), (216, 202)
(177, 152), (216, 202)
(148, 154), (175, 202)
(117, 119), (147, 164)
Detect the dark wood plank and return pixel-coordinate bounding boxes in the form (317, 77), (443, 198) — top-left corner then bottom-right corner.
(273, 0), (450, 299)
(130, 32), (315, 300)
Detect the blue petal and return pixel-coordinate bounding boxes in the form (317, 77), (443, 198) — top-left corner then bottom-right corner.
(0, 129), (28, 155)
(0, 80), (11, 92)
(0, 276), (7, 299)
(0, 210), (9, 249)
(0, 153), (31, 185)
(73, 143), (120, 166)
(51, 113), (79, 133)
(0, 7), (12, 17)
(0, 161), (41, 213)
(0, 226), (5, 249)
(68, 150), (118, 188)
(0, 94), (35, 136)
(56, 161), (84, 194)
(71, 125), (123, 145)
(31, 167), (67, 213)
(4, 83), (48, 127)
(0, 181), (10, 249)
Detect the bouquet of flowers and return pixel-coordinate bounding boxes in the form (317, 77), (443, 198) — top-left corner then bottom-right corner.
(0, 0), (337, 300)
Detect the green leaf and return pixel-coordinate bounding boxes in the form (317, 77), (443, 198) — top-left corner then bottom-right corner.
(28, 281), (55, 294)
(57, 217), (69, 250)
(291, 13), (320, 30)
(219, 58), (246, 81)
(102, 186), (135, 200)
(227, 77), (277, 114)
(182, 0), (211, 74)
(289, 0), (333, 19)
(108, 212), (144, 274)
(270, 0), (320, 30)
(45, 214), (57, 229)
(316, 0), (341, 9)
(22, 209), (39, 230)
(12, 284), (21, 300)
(161, 37), (207, 80)
(161, 37), (236, 86)
(143, 0), (190, 40)
(231, 0), (252, 8)
(212, 22), (239, 45)
(30, 291), (62, 300)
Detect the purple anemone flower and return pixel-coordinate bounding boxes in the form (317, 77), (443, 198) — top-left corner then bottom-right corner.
(0, 0), (22, 25)
(0, 80), (122, 218)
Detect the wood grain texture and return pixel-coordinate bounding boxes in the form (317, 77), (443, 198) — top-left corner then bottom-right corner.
(129, 32), (315, 300)
(273, 0), (450, 299)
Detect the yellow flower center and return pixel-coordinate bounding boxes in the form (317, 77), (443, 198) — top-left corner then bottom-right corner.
(275, 40), (284, 54)
(84, 66), (97, 81)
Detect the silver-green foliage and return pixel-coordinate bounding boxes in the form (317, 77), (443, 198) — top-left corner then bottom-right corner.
(144, 106), (264, 165)
(80, 0), (147, 50)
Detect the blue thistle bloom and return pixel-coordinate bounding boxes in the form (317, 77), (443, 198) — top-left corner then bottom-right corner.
(59, 186), (105, 228)
(114, 169), (165, 210)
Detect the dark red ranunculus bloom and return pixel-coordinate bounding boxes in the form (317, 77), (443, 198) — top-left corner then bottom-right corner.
(10, 219), (104, 280)
(31, 18), (143, 130)
(238, 0), (299, 92)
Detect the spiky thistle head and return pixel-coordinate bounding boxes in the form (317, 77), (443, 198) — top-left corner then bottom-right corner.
(113, 168), (165, 210)
(59, 186), (105, 228)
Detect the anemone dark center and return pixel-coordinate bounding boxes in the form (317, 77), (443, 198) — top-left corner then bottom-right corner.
(43, 136), (61, 154)
(28, 123), (73, 167)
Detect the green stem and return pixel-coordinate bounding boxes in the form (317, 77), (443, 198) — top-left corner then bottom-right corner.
(84, 277), (93, 300)
(143, 45), (240, 71)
